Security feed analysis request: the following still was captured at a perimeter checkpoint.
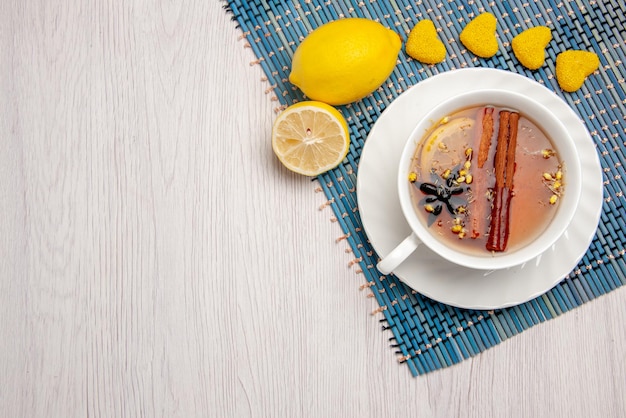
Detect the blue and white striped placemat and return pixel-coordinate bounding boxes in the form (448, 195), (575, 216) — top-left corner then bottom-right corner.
(225, 0), (626, 376)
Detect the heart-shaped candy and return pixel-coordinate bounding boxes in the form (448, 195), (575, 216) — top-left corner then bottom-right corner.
(511, 26), (552, 70)
(555, 50), (600, 92)
(405, 20), (446, 64)
(460, 13), (498, 58)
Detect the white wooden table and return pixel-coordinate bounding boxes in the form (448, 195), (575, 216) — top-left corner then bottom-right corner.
(1, 1), (625, 417)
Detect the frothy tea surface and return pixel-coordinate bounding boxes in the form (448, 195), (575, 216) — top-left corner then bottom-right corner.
(408, 105), (565, 256)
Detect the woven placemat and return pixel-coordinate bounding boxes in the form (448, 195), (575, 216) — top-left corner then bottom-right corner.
(224, 0), (626, 376)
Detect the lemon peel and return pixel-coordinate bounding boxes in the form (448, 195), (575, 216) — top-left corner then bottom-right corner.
(406, 20), (446, 64)
(271, 101), (350, 176)
(512, 26), (552, 70)
(460, 13), (498, 58)
(288, 18), (401, 106)
(555, 50), (600, 92)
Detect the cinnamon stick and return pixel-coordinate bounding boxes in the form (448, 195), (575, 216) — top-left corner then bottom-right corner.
(486, 110), (519, 252)
(469, 107), (494, 239)
(505, 112), (519, 188)
(477, 107), (495, 168)
(469, 107), (496, 239)
(493, 111), (510, 188)
(486, 186), (513, 252)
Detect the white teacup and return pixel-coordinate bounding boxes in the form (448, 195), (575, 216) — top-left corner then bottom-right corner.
(377, 89), (582, 274)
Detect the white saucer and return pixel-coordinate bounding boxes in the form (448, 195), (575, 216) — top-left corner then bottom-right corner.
(356, 68), (603, 310)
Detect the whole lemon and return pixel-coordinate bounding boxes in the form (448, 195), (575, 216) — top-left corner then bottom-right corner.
(289, 18), (402, 106)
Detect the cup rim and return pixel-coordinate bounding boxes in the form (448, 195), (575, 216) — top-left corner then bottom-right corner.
(397, 89), (583, 270)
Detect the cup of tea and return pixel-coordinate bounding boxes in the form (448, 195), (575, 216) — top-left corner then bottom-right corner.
(377, 89), (582, 274)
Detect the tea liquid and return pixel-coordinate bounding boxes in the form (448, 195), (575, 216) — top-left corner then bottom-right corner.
(408, 106), (564, 256)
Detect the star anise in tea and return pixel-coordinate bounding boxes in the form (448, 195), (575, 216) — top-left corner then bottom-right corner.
(413, 166), (470, 226)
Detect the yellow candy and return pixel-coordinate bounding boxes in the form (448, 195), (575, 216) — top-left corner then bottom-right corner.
(460, 13), (498, 58)
(511, 26), (552, 70)
(406, 20), (446, 64)
(555, 50), (600, 92)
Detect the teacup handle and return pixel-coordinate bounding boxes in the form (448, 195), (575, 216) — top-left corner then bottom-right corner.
(376, 232), (422, 275)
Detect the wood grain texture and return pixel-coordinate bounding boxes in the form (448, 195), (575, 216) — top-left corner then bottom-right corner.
(0, 1), (624, 417)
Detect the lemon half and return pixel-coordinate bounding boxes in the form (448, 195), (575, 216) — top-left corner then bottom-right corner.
(272, 101), (350, 176)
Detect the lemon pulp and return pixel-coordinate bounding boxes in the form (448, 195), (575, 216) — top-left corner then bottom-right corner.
(418, 117), (475, 178)
(272, 101), (350, 176)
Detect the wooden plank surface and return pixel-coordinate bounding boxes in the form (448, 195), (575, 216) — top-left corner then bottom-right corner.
(0, 1), (624, 417)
